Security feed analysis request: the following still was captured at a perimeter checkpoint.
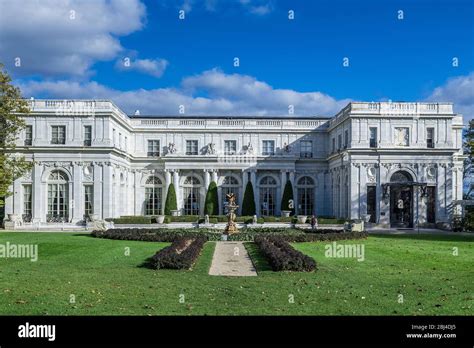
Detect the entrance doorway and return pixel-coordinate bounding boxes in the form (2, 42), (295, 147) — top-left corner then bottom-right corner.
(389, 171), (413, 228)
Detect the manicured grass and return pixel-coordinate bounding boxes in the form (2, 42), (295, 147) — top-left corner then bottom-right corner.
(0, 232), (472, 315)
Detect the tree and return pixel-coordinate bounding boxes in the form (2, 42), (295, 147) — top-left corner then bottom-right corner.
(280, 180), (295, 215)
(241, 182), (256, 216)
(0, 63), (32, 207)
(204, 181), (219, 215)
(463, 120), (474, 199)
(164, 183), (177, 215)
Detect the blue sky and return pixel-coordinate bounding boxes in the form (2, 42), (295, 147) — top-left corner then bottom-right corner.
(0, 0), (473, 118)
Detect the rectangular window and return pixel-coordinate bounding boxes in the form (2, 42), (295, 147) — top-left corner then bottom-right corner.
(23, 184), (32, 222)
(367, 186), (376, 223)
(84, 185), (93, 219)
(344, 130), (349, 148)
(338, 134), (342, 149)
(25, 125), (33, 146)
(224, 140), (237, 155)
(262, 140), (275, 156)
(369, 127), (377, 148)
(300, 140), (313, 158)
(426, 186), (436, 223)
(332, 138), (335, 153)
(186, 140), (198, 155)
(427, 128), (434, 148)
(84, 126), (92, 146)
(124, 136), (128, 150)
(51, 126), (66, 144)
(147, 140), (160, 157)
(119, 133), (122, 149)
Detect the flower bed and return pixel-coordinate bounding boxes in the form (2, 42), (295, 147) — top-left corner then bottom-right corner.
(150, 236), (206, 269)
(254, 236), (316, 272)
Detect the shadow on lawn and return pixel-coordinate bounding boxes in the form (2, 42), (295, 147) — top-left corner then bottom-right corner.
(371, 233), (474, 243)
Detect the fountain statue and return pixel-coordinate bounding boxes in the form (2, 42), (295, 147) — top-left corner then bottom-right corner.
(224, 193), (239, 235)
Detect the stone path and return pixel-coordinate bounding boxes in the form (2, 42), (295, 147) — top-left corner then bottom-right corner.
(209, 241), (258, 277)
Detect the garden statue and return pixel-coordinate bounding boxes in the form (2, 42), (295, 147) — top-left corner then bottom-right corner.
(205, 214), (209, 225)
(283, 142), (291, 153)
(206, 143), (216, 155)
(252, 214), (258, 224)
(246, 142), (254, 155)
(167, 142), (176, 154)
(224, 193), (239, 235)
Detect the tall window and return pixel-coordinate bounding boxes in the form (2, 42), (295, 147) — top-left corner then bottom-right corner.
(338, 134), (342, 149)
(426, 128), (434, 148)
(84, 185), (93, 219)
(84, 126), (92, 146)
(145, 176), (162, 215)
(221, 176), (239, 214)
(186, 140), (198, 155)
(259, 176), (277, 216)
(183, 176), (201, 215)
(51, 126), (66, 144)
(369, 127), (377, 148)
(332, 138), (335, 153)
(300, 140), (313, 158)
(224, 140), (237, 155)
(25, 125), (33, 146)
(344, 130), (349, 148)
(297, 177), (314, 216)
(426, 186), (436, 223)
(262, 140), (275, 156)
(23, 184), (32, 222)
(147, 140), (160, 157)
(47, 170), (69, 222)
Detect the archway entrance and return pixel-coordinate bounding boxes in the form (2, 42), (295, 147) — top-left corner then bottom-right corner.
(390, 171), (413, 228)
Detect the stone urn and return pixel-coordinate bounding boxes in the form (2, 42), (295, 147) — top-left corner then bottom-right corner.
(281, 210), (291, 218)
(296, 215), (308, 224)
(90, 214), (99, 221)
(362, 214), (371, 223)
(156, 215), (165, 224)
(170, 210), (180, 217)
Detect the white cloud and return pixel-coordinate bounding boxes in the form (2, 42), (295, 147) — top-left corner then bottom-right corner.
(248, 4), (272, 16)
(426, 72), (474, 122)
(0, 0), (146, 77)
(115, 58), (169, 78)
(16, 68), (350, 116)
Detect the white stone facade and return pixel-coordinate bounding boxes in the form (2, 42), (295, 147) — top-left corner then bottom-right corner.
(2, 100), (465, 228)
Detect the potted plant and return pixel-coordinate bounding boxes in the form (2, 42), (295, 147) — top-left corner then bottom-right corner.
(156, 215), (165, 224)
(281, 210), (291, 218)
(170, 210), (180, 217)
(296, 215), (307, 224)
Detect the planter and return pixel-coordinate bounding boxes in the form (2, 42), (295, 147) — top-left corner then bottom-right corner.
(362, 214), (371, 223)
(90, 214), (99, 221)
(8, 214), (21, 222)
(170, 210), (180, 217)
(281, 210), (291, 218)
(156, 215), (165, 224)
(296, 215), (308, 224)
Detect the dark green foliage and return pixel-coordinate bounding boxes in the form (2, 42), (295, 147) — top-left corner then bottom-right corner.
(280, 181), (295, 215)
(167, 215), (200, 223)
(105, 216), (152, 224)
(150, 237), (206, 269)
(241, 182), (256, 216)
(164, 183), (177, 215)
(254, 236), (317, 271)
(204, 181), (219, 215)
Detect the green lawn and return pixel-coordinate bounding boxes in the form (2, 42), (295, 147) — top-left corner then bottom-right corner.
(0, 232), (472, 315)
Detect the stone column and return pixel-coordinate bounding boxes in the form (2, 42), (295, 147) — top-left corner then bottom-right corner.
(211, 169), (218, 183)
(134, 171), (141, 215)
(32, 162), (43, 222)
(378, 164), (389, 226)
(204, 170), (210, 189)
(13, 178), (21, 216)
(251, 170), (258, 216)
(72, 163), (83, 223)
(280, 170), (287, 214)
(93, 163), (103, 219)
(102, 163), (113, 219)
(164, 170), (171, 214)
(173, 170), (181, 212)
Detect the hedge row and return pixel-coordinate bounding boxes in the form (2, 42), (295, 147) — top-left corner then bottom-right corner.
(150, 236), (206, 269)
(92, 228), (365, 242)
(254, 236), (316, 272)
(105, 216), (152, 224)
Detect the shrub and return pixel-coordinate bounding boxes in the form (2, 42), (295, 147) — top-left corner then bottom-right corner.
(150, 236), (206, 269)
(105, 216), (152, 224)
(204, 181), (219, 215)
(168, 215), (200, 223)
(263, 216), (292, 223)
(254, 236), (316, 272)
(241, 182), (256, 216)
(280, 181), (295, 215)
(164, 183), (178, 215)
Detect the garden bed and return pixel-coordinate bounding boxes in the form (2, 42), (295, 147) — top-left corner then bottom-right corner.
(149, 236), (207, 269)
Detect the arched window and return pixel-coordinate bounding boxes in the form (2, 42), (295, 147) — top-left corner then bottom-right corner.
(297, 176), (314, 216)
(145, 176), (163, 215)
(259, 176), (277, 216)
(222, 176), (240, 214)
(183, 176), (201, 215)
(47, 170), (69, 222)
(390, 171), (413, 183)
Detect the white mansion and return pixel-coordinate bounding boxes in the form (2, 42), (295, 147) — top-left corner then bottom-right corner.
(2, 99), (465, 229)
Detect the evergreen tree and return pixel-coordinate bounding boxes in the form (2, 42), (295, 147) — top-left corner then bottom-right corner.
(164, 183), (177, 215)
(241, 181), (256, 216)
(204, 181), (219, 215)
(280, 180), (295, 215)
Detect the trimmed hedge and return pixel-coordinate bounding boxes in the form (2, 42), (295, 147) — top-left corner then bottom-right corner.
(105, 216), (152, 224)
(280, 181), (295, 215)
(92, 227), (367, 243)
(254, 236), (316, 272)
(164, 183), (177, 215)
(292, 216), (346, 225)
(150, 236), (206, 269)
(263, 216), (293, 223)
(204, 181), (219, 215)
(241, 182), (256, 216)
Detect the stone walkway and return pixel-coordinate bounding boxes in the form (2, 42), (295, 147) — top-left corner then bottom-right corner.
(209, 241), (258, 277)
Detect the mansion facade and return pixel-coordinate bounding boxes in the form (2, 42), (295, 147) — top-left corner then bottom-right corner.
(2, 99), (465, 229)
